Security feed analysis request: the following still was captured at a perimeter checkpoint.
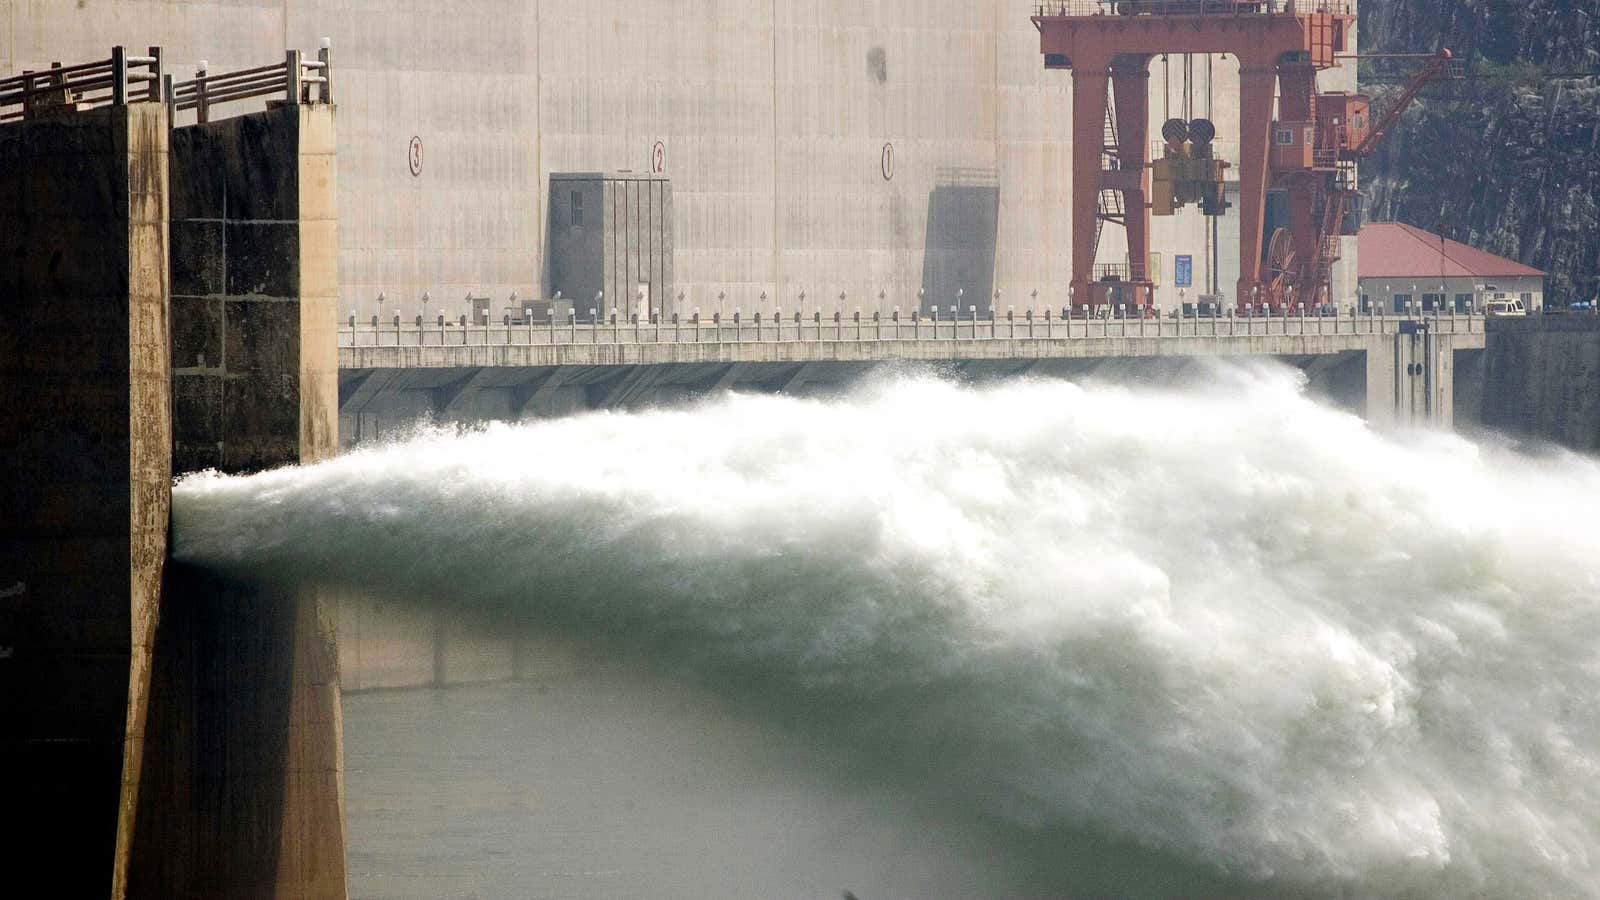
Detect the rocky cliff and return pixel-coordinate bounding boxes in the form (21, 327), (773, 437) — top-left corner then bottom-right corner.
(1360, 0), (1600, 304)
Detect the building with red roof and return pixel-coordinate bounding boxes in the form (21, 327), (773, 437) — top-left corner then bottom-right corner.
(1357, 222), (1545, 313)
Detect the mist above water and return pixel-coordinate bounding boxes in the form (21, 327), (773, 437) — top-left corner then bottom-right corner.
(174, 363), (1600, 897)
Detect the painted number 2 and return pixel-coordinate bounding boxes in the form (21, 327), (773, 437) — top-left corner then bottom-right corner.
(651, 141), (666, 174)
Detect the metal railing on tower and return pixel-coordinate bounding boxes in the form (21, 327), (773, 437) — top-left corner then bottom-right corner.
(0, 47), (163, 123)
(168, 42), (334, 125)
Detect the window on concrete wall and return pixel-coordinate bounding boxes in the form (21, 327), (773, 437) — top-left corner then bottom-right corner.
(1421, 292), (1444, 311)
(570, 191), (583, 228)
(1454, 293), (1474, 312)
(1521, 292), (1533, 307)
(1392, 293), (1411, 314)
(1360, 293), (1371, 313)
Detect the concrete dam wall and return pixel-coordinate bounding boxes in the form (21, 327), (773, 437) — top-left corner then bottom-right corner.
(3, 0), (1359, 321)
(1480, 316), (1600, 453)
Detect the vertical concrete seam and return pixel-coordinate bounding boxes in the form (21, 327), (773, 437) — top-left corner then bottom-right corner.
(535, 0), (543, 298)
(771, 0), (780, 307)
(221, 169), (228, 394)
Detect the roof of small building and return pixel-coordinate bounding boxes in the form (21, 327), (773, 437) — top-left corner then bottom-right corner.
(1357, 222), (1544, 279)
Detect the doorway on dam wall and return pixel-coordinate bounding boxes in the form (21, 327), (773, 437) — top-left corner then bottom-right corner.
(921, 168), (999, 318)
(546, 173), (672, 319)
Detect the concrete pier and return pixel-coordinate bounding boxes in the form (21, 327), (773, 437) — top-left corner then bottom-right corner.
(1363, 325), (1476, 430)
(0, 102), (171, 898)
(131, 100), (345, 899)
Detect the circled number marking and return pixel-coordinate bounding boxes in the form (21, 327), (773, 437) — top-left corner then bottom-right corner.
(651, 141), (666, 174)
(881, 142), (895, 181)
(408, 136), (424, 177)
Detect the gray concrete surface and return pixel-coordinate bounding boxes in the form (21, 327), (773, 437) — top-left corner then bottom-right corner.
(0, 101), (171, 900)
(1482, 316), (1600, 452)
(0, 0), (1358, 321)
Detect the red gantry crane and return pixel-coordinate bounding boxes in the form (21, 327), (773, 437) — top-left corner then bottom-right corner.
(1032, 0), (1460, 315)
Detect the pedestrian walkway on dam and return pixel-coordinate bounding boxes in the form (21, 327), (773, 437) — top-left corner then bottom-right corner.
(342, 309), (1487, 352)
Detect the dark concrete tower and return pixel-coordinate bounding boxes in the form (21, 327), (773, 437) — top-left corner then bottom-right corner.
(0, 98), (172, 896)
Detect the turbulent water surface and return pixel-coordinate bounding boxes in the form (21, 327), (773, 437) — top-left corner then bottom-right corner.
(175, 365), (1600, 898)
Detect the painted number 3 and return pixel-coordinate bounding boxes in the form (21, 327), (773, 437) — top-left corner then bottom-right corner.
(408, 136), (423, 177)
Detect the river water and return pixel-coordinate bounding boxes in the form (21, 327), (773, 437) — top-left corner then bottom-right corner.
(175, 364), (1600, 898)
(341, 655), (1261, 899)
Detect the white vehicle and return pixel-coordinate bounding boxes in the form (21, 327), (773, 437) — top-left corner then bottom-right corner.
(1485, 297), (1527, 317)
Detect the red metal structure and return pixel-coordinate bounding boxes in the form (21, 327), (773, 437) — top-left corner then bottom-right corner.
(1035, 2), (1463, 314)
(1034, 0), (1356, 313)
(1269, 49), (1461, 311)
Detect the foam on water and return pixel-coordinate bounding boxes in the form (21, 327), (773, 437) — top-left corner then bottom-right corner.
(173, 363), (1600, 896)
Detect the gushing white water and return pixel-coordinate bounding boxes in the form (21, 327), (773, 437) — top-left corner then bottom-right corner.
(174, 364), (1600, 897)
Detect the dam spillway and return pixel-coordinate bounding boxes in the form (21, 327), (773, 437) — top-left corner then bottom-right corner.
(4, 4), (1600, 897)
(178, 367), (1600, 898)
